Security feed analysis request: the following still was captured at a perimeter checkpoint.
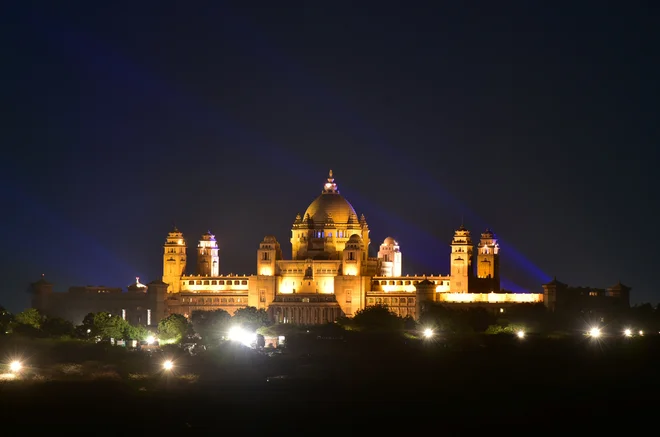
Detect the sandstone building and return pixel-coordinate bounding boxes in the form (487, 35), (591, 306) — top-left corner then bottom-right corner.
(161, 171), (542, 324)
(39, 171), (631, 326)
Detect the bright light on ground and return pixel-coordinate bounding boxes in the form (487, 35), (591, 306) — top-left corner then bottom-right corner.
(228, 326), (257, 346)
(146, 335), (156, 345)
(624, 329), (632, 337)
(589, 327), (601, 338)
(9, 361), (22, 373)
(517, 330), (525, 339)
(423, 328), (434, 338)
(163, 360), (173, 371)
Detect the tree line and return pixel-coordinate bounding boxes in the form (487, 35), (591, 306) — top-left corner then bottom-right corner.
(3, 301), (660, 343)
(0, 305), (272, 344)
(333, 302), (660, 335)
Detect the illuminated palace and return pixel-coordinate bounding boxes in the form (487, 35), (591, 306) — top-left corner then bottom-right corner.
(162, 171), (542, 324)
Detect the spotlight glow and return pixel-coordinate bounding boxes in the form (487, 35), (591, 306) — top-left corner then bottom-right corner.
(517, 330), (525, 339)
(589, 327), (601, 338)
(227, 326), (257, 346)
(9, 361), (22, 373)
(163, 360), (173, 371)
(624, 329), (632, 337)
(423, 328), (434, 338)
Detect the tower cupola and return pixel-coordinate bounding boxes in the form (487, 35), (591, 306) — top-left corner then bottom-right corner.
(197, 230), (219, 277)
(162, 226), (187, 293)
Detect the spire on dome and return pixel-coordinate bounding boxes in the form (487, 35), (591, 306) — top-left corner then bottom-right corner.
(322, 169), (339, 194)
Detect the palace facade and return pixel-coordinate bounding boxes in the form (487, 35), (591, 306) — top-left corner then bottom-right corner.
(161, 171), (542, 324)
(30, 171), (632, 326)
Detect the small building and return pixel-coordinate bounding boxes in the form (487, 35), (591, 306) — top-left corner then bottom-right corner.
(542, 277), (630, 313)
(31, 275), (168, 326)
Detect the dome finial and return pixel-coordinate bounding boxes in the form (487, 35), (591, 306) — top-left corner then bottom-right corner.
(323, 169), (339, 194)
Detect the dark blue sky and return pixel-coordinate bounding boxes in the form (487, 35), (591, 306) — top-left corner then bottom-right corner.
(1, 2), (657, 312)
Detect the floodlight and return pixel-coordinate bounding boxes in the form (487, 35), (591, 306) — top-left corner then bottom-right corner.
(9, 361), (22, 373)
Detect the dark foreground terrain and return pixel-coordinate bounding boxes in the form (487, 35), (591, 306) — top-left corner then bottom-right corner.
(1, 334), (658, 432)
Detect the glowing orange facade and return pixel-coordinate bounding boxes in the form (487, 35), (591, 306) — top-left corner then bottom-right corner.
(162, 171), (543, 323)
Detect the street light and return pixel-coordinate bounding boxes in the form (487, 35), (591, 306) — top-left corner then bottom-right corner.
(516, 330), (525, 339)
(162, 360), (173, 371)
(9, 361), (22, 373)
(423, 328), (434, 339)
(624, 329), (632, 337)
(588, 327), (601, 338)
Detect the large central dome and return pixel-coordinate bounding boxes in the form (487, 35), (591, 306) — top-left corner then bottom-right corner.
(303, 170), (357, 224)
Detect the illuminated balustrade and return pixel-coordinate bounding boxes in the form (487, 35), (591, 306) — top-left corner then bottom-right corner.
(437, 292), (543, 304)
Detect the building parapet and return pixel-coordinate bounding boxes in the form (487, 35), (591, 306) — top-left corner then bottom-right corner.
(371, 276), (451, 293)
(437, 292), (543, 304)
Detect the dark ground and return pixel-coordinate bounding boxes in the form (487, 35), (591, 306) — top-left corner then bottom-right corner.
(1, 333), (657, 432)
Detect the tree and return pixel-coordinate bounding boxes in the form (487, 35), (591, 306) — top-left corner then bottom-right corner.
(73, 313), (97, 339)
(0, 306), (13, 334)
(420, 303), (496, 334)
(485, 323), (526, 335)
(14, 308), (43, 329)
(93, 312), (129, 340)
(191, 309), (231, 342)
(42, 317), (75, 338)
(629, 303), (657, 331)
(231, 306), (271, 331)
(158, 314), (189, 343)
(72, 312), (150, 341)
(352, 304), (404, 332)
(403, 315), (418, 330)
(335, 315), (356, 330)
(125, 324), (150, 341)
(500, 303), (548, 332)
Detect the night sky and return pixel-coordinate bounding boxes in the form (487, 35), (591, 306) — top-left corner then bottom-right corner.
(2, 2), (657, 312)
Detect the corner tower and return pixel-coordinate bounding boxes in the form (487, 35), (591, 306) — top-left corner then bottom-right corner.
(449, 225), (473, 293)
(197, 231), (219, 277)
(31, 274), (53, 315)
(163, 226), (186, 293)
(476, 228), (500, 291)
(342, 234), (365, 276)
(291, 170), (370, 260)
(257, 236), (282, 276)
(378, 237), (402, 277)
